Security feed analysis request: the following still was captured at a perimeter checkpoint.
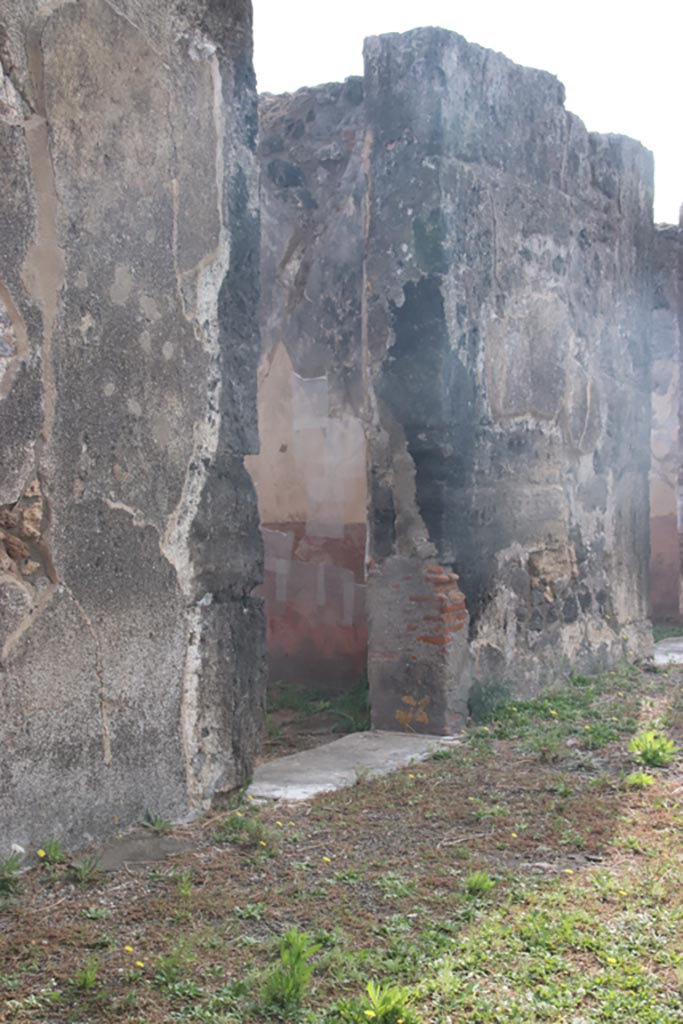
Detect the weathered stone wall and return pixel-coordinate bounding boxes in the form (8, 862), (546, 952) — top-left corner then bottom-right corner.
(650, 220), (683, 622)
(258, 28), (655, 730)
(248, 81), (368, 690)
(0, 0), (264, 854)
(363, 29), (654, 725)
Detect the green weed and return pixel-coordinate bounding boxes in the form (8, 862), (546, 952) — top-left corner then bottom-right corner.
(0, 853), (22, 899)
(464, 869), (496, 898)
(153, 944), (189, 988)
(39, 839), (66, 865)
(213, 812), (277, 852)
(81, 906), (111, 920)
(377, 872), (416, 899)
(142, 810), (173, 833)
(260, 927), (320, 1016)
(332, 979), (418, 1023)
(234, 902), (266, 920)
(431, 746), (457, 762)
(629, 730), (679, 767)
(626, 771), (656, 788)
(176, 870), (193, 900)
(68, 855), (102, 886)
(73, 955), (99, 991)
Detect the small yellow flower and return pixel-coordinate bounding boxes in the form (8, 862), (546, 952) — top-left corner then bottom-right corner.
(550, 709), (558, 716)
(606, 956), (617, 964)
(511, 706), (517, 711)
(36, 849), (46, 859)
(248, 795), (255, 801)
(618, 890), (627, 896)
(628, 650), (634, 658)
(259, 841), (267, 847)
(125, 945), (134, 953)
(585, 725), (591, 730)
(322, 855), (331, 863)
(605, 614), (611, 620)
(408, 773), (415, 779)
(482, 726), (490, 732)
(617, 692), (624, 697)
(236, 811), (243, 817)
(276, 821), (284, 827)
(510, 832), (518, 838)
(136, 961), (144, 968)
(468, 797), (475, 802)
(564, 869), (574, 875)
(364, 1013), (376, 1019)
(611, 716), (618, 722)
(289, 822), (295, 827)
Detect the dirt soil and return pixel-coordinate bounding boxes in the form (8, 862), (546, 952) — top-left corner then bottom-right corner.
(2, 663), (683, 1023)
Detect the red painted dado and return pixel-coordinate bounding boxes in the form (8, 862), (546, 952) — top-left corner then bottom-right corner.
(257, 522), (368, 691)
(650, 514), (682, 621)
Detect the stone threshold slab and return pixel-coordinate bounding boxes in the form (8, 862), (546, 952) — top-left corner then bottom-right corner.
(247, 730), (461, 802)
(654, 638), (683, 666)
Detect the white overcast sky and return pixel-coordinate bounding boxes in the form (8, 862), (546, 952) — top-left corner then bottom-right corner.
(254, 0), (682, 223)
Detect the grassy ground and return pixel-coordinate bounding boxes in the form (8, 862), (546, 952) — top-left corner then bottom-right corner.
(2, 662), (683, 1023)
(652, 622), (683, 644)
(264, 680), (371, 760)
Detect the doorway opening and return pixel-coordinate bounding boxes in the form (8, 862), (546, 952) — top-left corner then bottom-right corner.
(245, 341), (368, 757)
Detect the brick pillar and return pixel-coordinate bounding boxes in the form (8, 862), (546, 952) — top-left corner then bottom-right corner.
(367, 556), (471, 734)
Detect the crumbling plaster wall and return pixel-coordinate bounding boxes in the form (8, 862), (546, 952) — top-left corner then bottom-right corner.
(0, 0), (264, 854)
(248, 81), (368, 689)
(363, 29), (654, 726)
(650, 219), (683, 622)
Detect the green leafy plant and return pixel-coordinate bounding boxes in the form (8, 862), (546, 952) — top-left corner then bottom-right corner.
(213, 812), (276, 852)
(332, 980), (417, 1023)
(628, 730), (679, 768)
(464, 869), (496, 898)
(81, 906), (111, 920)
(40, 839), (66, 865)
(377, 871), (416, 899)
(73, 955), (99, 991)
(524, 729), (563, 764)
(68, 855), (102, 886)
(153, 945), (189, 988)
(261, 927), (320, 1016)
(234, 901), (266, 920)
(0, 853), (22, 899)
(142, 810), (173, 834)
(176, 870), (193, 900)
(430, 747), (458, 761)
(626, 771), (656, 788)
